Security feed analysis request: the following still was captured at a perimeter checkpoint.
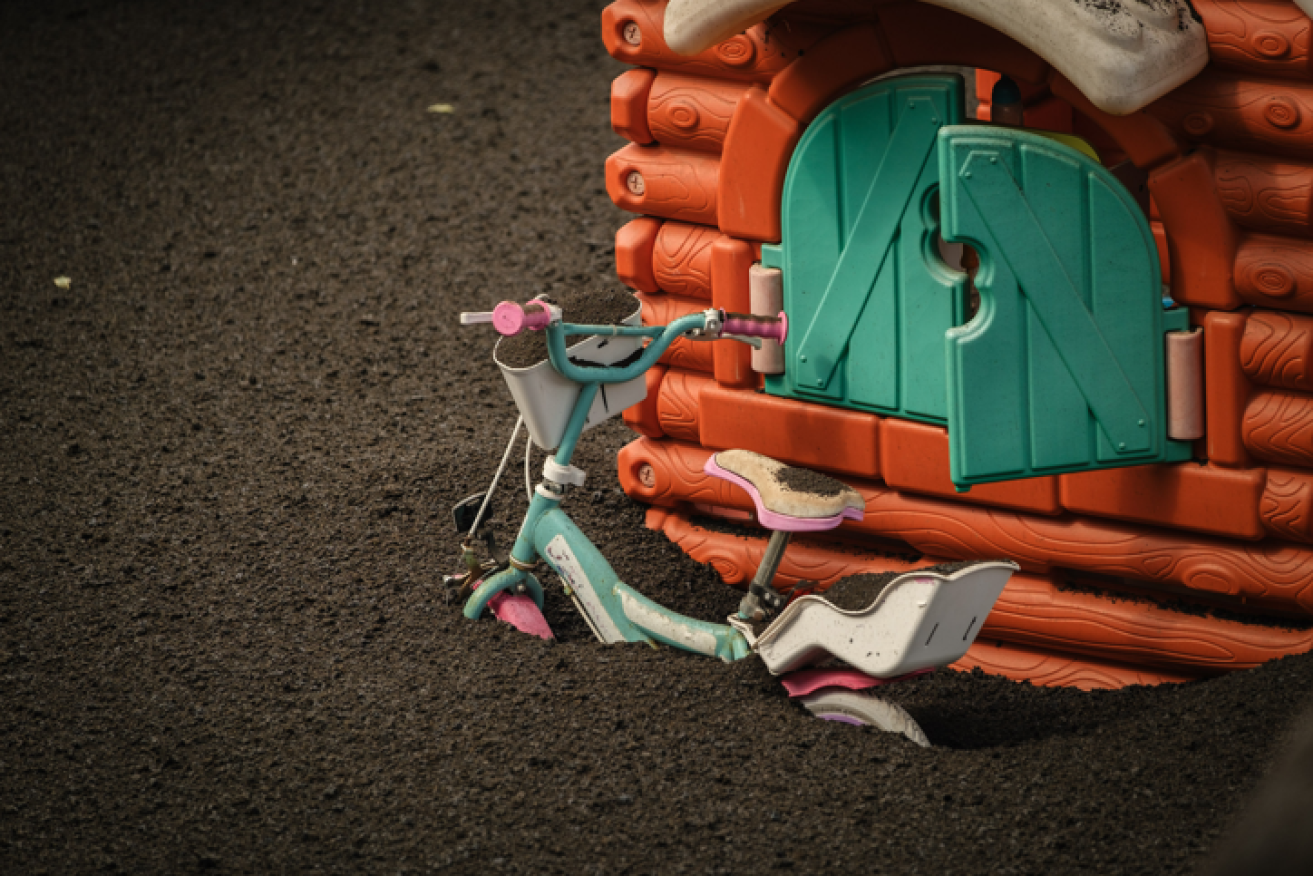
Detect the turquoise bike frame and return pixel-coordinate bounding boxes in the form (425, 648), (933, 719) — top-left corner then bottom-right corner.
(463, 313), (752, 662)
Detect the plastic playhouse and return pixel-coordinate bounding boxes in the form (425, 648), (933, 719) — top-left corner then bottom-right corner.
(593, 0), (1313, 689)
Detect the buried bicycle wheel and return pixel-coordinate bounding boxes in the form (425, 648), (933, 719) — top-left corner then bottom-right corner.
(797, 687), (930, 748)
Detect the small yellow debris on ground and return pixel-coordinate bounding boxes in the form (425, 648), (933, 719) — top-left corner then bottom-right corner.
(427, 103), (455, 114)
(54, 276), (71, 289)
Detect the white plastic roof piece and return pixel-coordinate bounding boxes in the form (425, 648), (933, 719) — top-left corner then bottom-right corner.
(662, 0), (1210, 115)
(663, 0), (793, 54)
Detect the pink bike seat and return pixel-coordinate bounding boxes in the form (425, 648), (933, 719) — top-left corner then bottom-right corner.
(704, 449), (864, 533)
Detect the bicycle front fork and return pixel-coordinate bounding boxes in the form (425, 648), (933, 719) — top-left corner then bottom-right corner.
(464, 495), (750, 662)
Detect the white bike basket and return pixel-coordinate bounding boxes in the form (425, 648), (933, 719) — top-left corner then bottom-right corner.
(494, 307), (646, 451)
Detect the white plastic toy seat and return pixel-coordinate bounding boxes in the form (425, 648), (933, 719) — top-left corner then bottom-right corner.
(747, 560), (1019, 677)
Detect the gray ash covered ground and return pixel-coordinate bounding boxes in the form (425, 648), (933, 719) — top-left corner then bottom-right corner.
(1, 1), (1310, 873)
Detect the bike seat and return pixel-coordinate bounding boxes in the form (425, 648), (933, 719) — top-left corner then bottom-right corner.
(748, 560), (1020, 677)
(704, 449), (864, 532)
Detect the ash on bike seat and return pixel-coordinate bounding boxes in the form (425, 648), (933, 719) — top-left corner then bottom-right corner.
(711, 449), (864, 520)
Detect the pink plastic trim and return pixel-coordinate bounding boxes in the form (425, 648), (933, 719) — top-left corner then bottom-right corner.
(781, 668), (931, 698)
(703, 456), (864, 532)
(1166, 329), (1204, 440)
(492, 301), (551, 337)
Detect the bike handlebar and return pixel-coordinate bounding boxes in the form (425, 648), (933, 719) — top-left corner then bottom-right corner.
(464, 299), (787, 345)
(492, 300), (553, 336)
(460, 299), (791, 388)
(459, 299), (557, 335)
(721, 311), (788, 344)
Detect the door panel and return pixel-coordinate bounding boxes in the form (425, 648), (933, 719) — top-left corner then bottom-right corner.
(938, 126), (1189, 487)
(763, 74), (967, 424)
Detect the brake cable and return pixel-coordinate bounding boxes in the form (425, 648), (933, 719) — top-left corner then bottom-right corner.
(467, 414), (524, 543)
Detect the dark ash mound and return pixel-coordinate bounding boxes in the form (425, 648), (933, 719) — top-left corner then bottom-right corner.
(774, 463), (848, 497)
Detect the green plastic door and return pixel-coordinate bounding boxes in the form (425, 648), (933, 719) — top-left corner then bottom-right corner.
(937, 126), (1189, 488)
(762, 74), (967, 424)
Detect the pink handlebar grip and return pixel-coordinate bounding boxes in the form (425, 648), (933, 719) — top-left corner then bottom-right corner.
(492, 301), (552, 337)
(722, 311), (788, 344)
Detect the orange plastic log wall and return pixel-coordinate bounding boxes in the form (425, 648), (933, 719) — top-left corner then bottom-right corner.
(598, 0), (1313, 689)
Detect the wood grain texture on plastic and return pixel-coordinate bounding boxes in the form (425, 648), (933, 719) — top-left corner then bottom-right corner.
(648, 73), (747, 152)
(655, 368), (712, 443)
(647, 508), (1312, 675)
(1244, 389), (1313, 467)
(602, 0), (797, 84)
(637, 292), (713, 373)
(1240, 309), (1313, 391)
(1236, 232), (1313, 311)
(653, 221), (719, 299)
(1262, 467), (1313, 543)
(1215, 149), (1313, 237)
(1190, 0), (1313, 81)
(952, 641), (1197, 690)
(606, 144), (720, 226)
(1149, 70), (1313, 161)
(618, 438), (1313, 614)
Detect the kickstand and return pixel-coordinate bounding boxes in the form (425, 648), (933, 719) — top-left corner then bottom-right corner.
(446, 417), (526, 605)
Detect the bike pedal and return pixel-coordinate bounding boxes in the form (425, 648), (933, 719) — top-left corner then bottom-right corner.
(443, 572), (477, 600)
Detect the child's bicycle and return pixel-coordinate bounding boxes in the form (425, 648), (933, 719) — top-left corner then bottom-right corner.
(449, 292), (1018, 746)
